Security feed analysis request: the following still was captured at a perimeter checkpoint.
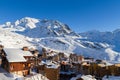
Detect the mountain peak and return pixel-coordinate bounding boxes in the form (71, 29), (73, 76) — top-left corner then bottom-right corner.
(19, 17), (39, 23)
(1, 17), (78, 38)
(18, 17), (40, 29)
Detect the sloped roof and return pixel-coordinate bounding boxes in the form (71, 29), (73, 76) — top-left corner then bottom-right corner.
(4, 48), (33, 62)
(42, 60), (59, 69)
(22, 51), (33, 56)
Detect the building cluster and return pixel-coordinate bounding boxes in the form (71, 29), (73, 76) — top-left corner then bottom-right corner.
(0, 45), (120, 80)
(0, 45), (59, 80)
(61, 54), (120, 80)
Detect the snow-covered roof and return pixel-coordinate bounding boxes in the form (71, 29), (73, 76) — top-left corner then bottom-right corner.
(42, 60), (59, 69)
(22, 51), (33, 56)
(4, 48), (29, 62)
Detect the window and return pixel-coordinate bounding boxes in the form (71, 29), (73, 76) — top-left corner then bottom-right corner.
(23, 64), (25, 68)
(10, 65), (14, 70)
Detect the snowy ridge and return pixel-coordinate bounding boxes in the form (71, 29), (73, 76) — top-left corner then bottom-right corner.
(1, 17), (78, 38)
(0, 17), (120, 61)
(80, 30), (120, 52)
(0, 27), (34, 48)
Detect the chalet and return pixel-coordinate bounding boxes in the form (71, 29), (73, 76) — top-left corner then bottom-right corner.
(42, 48), (54, 59)
(69, 54), (78, 63)
(29, 48), (42, 67)
(69, 54), (84, 64)
(45, 63), (60, 80)
(1, 48), (34, 76)
(37, 60), (60, 80)
(23, 47), (41, 66)
(108, 62), (120, 76)
(114, 63), (120, 75)
(58, 52), (65, 59)
(45, 67), (59, 80)
(81, 62), (91, 75)
(37, 63), (45, 75)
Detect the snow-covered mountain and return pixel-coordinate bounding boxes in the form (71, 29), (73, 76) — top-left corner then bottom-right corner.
(80, 30), (120, 52)
(0, 17), (120, 61)
(0, 27), (34, 48)
(1, 17), (79, 38)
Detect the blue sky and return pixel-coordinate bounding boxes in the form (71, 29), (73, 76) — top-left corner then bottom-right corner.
(0, 0), (120, 32)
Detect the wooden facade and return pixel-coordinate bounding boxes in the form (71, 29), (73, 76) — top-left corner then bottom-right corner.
(37, 65), (45, 75)
(1, 56), (29, 76)
(79, 62), (120, 79)
(0, 45), (120, 79)
(2, 57), (31, 76)
(0, 48), (36, 76)
(37, 64), (60, 80)
(9, 62), (29, 76)
(45, 66), (60, 80)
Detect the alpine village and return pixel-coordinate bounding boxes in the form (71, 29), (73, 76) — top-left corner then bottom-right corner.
(0, 44), (120, 80)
